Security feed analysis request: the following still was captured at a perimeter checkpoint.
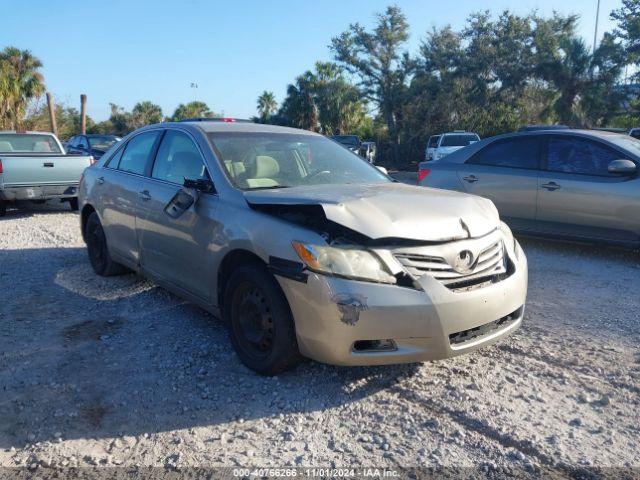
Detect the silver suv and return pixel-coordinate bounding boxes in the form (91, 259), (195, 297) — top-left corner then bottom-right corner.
(78, 120), (527, 375)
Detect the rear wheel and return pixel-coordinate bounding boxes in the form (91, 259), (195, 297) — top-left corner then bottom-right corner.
(69, 198), (79, 211)
(224, 263), (302, 375)
(85, 212), (127, 276)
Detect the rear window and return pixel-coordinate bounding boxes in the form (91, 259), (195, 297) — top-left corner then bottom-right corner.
(0, 134), (62, 154)
(441, 134), (479, 147)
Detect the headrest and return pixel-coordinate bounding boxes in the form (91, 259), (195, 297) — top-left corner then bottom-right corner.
(254, 155), (279, 178)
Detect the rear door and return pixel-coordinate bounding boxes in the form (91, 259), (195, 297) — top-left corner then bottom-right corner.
(536, 135), (640, 244)
(454, 136), (541, 230)
(96, 130), (162, 266)
(136, 129), (219, 300)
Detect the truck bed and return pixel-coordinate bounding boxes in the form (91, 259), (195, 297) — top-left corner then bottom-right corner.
(0, 153), (92, 200)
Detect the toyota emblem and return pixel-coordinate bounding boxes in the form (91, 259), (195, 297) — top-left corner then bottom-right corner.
(453, 250), (475, 273)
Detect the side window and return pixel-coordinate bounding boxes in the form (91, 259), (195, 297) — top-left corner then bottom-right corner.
(546, 137), (621, 176)
(152, 130), (208, 184)
(117, 131), (161, 175)
(468, 137), (540, 169)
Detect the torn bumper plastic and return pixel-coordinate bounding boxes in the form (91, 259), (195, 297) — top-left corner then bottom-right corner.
(277, 241), (527, 366)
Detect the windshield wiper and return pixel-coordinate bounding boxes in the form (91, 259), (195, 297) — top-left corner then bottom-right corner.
(249, 185), (292, 190)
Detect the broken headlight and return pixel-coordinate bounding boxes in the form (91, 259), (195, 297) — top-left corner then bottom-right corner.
(292, 241), (396, 284)
(499, 221), (518, 258)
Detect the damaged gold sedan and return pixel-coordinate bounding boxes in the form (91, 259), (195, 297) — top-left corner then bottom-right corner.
(78, 119), (528, 375)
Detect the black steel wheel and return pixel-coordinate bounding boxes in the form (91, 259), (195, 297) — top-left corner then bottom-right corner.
(85, 212), (127, 276)
(225, 262), (302, 375)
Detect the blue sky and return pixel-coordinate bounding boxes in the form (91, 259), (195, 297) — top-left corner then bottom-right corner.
(3, 0), (621, 121)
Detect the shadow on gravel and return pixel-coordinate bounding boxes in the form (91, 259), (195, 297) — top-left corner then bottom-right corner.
(0, 199), (74, 220)
(0, 247), (419, 449)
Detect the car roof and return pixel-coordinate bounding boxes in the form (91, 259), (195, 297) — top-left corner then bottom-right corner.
(172, 121), (318, 136)
(0, 130), (55, 135)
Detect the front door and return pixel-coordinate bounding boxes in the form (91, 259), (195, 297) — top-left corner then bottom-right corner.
(536, 135), (640, 244)
(97, 130), (161, 265)
(136, 129), (219, 300)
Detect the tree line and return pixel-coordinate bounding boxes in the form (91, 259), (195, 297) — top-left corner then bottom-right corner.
(258, 1), (640, 165)
(1, 1), (639, 165)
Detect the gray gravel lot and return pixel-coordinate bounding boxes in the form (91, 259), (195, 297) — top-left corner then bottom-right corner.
(0, 199), (639, 475)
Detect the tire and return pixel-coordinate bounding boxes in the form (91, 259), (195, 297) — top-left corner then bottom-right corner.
(224, 262), (302, 375)
(84, 212), (127, 276)
(69, 197), (79, 211)
(0, 200), (6, 217)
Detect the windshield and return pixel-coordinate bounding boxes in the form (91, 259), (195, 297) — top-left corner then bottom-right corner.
(331, 135), (360, 147)
(0, 134), (62, 154)
(441, 134), (479, 147)
(88, 136), (120, 151)
(608, 134), (640, 157)
(208, 132), (390, 190)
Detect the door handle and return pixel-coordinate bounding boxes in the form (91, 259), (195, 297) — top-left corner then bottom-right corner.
(463, 175), (478, 183)
(138, 190), (151, 201)
(96, 176), (105, 185)
(541, 182), (561, 191)
(43, 162), (54, 167)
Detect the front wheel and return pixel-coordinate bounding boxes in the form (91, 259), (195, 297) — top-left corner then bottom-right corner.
(85, 212), (127, 276)
(224, 263), (302, 375)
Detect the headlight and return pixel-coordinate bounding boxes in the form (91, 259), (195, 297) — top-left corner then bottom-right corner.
(292, 241), (396, 284)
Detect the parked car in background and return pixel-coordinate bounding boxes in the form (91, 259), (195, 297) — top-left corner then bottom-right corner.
(425, 134), (441, 161)
(330, 134), (361, 155)
(79, 120), (527, 375)
(0, 131), (93, 215)
(361, 141), (377, 164)
(418, 129), (640, 247)
(628, 128), (640, 140)
(66, 134), (120, 160)
(431, 131), (480, 161)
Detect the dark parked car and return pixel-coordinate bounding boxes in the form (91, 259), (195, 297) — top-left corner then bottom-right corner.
(419, 129), (640, 247)
(66, 134), (120, 160)
(331, 135), (361, 154)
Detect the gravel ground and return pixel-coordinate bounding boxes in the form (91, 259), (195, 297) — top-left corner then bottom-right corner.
(0, 200), (639, 475)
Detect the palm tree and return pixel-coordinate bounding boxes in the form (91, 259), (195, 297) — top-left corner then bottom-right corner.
(170, 101), (214, 121)
(280, 77), (318, 131)
(130, 101), (163, 129)
(0, 47), (45, 129)
(256, 91), (277, 123)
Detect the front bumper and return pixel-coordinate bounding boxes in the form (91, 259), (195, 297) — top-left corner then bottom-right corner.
(0, 184), (78, 201)
(277, 242), (527, 366)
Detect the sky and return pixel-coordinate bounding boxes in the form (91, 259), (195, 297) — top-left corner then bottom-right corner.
(2, 0), (622, 122)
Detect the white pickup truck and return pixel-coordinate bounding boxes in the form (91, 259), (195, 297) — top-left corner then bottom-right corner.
(0, 131), (93, 216)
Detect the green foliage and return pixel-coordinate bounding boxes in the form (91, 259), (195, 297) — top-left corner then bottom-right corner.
(0, 46), (45, 129)
(331, 5), (412, 162)
(170, 101), (216, 121)
(256, 91), (277, 123)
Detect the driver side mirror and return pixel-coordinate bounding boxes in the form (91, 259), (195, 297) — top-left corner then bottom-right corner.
(184, 178), (215, 193)
(608, 159), (637, 175)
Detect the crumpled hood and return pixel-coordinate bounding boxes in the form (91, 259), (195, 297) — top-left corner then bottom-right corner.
(244, 183), (500, 242)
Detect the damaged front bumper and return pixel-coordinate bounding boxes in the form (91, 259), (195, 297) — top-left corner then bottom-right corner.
(277, 241), (527, 366)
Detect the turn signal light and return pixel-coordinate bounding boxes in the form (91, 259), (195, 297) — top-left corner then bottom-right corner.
(417, 167), (430, 184)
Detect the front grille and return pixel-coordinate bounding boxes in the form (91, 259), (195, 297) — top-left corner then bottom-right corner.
(393, 234), (508, 292)
(449, 306), (523, 346)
